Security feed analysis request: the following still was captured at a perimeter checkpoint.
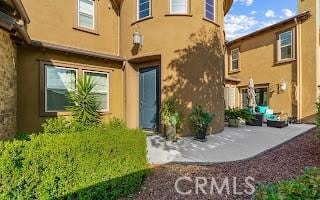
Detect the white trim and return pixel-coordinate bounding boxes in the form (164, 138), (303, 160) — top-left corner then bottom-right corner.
(278, 30), (293, 61)
(231, 48), (239, 71)
(78, 0), (95, 30)
(83, 70), (110, 112)
(170, 0), (188, 14)
(137, 0), (152, 20)
(204, 0), (215, 22)
(44, 65), (78, 113)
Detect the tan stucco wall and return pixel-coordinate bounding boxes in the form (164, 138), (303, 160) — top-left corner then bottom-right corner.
(226, 22), (297, 117)
(17, 46), (124, 133)
(298, 0), (319, 121)
(120, 0), (227, 135)
(21, 0), (119, 55)
(0, 29), (17, 139)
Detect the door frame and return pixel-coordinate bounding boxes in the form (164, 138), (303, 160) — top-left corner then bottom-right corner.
(138, 66), (161, 131)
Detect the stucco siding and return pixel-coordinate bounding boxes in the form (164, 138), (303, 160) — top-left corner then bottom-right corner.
(121, 0), (227, 135)
(17, 46), (124, 133)
(227, 22), (297, 117)
(21, 0), (119, 55)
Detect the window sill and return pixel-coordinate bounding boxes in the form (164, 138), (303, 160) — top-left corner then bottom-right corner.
(203, 18), (220, 27)
(131, 16), (154, 26)
(275, 58), (296, 66)
(40, 111), (72, 117)
(165, 13), (193, 17)
(73, 26), (99, 35)
(229, 69), (240, 74)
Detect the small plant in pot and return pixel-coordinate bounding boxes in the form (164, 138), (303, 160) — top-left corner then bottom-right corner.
(160, 97), (182, 142)
(225, 107), (253, 127)
(189, 106), (213, 142)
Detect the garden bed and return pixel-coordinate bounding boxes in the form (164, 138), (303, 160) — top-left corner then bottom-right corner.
(134, 129), (320, 199)
(0, 126), (148, 199)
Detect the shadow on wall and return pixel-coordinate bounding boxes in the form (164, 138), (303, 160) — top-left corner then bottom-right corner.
(163, 27), (225, 135)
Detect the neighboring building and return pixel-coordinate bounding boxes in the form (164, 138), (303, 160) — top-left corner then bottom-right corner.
(0, 0), (30, 139)
(0, 0), (233, 137)
(225, 0), (319, 123)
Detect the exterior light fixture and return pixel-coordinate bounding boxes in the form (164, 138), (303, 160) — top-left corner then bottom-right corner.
(279, 80), (287, 92)
(133, 32), (143, 47)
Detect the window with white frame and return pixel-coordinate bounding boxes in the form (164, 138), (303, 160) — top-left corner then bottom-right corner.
(278, 30), (293, 61)
(84, 71), (109, 112)
(45, 65), (77, 112)
(78, 0), (95, 30)
(137, 0), (151, 20)
(170, 0), (188, 14)
(205, 0), (215, 21)
(231, 48), (239, 71)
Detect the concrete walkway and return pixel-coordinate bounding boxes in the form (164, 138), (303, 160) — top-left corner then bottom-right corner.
(147, 124), (315, 164)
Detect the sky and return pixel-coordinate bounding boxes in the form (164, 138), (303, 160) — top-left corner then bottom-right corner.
(225, 0), (297, 40)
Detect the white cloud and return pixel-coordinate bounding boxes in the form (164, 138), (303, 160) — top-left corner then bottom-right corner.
(282, 9), (295, 17)
(234, 0), (254, 6)
(250, 11), (257, 15)
(225, 14), (258, 40)
(265, 10), (276, 18)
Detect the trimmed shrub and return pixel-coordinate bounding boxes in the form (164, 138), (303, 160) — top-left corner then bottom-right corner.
(255, 168), (320, 200)
(0, 126), (148, 199)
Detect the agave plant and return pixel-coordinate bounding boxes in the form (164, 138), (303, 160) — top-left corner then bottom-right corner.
(67, 75), (100, 126)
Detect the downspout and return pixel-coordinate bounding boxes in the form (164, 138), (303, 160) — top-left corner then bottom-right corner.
(295, 18), (302, 120)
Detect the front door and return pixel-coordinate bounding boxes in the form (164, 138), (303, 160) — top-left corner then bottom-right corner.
(139, 67), (159, 130)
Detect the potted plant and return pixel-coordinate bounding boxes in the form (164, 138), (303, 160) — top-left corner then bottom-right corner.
(225, 108), (253, 127)
(189, 106), (213, 142)
(160, 97), (182, 142)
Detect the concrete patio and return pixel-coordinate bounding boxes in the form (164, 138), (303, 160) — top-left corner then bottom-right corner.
(147, 124), (316, 164)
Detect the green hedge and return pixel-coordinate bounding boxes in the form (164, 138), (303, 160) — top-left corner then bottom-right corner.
(0, 127), (148, 199)
(256, 168), (320, 200)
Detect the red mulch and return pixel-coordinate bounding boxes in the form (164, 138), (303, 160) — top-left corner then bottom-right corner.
(133, 129), (320, 200)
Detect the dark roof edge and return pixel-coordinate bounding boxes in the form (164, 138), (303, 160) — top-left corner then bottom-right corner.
(11, 0), (30, 24)
(226, 11), (311, 46)
(30, 40), (125, 62)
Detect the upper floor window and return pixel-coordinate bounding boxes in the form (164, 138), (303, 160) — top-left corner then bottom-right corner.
(278, 30), (293, 61)
(170, 0), (188, 14)
(205, 0), (215, 21)
(78, 0), (95, 30)
(137, 0), (151, 20)
(231, 48), (239, 71)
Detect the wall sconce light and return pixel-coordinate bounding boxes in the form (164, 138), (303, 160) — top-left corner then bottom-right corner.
(133, 32), (143, 47)
(279, 80), (287, 92)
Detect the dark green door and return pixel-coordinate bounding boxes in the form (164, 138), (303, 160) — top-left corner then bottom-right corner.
(139, 67), (159, 130)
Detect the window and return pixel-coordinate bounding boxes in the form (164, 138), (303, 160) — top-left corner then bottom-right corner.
(278, 30), (293, 61)
(170, 0), (188, 14)
(41, 61), (111, 115)
(45, 65), (77, 112)
(78, 0), (95, 30)
(84, 71), (109, 112)
(205, 0), (215, 21)
(231, 48), (239, 71)
(137, 0), (151, 20)
(241, 87), (268, 108)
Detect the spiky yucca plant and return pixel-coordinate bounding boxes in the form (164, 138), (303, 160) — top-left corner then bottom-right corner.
(67, 76), (100, 126)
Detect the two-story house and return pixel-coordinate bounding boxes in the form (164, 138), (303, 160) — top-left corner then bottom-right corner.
(0, 0), (233, 138)
(225, 0), (319, 123)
